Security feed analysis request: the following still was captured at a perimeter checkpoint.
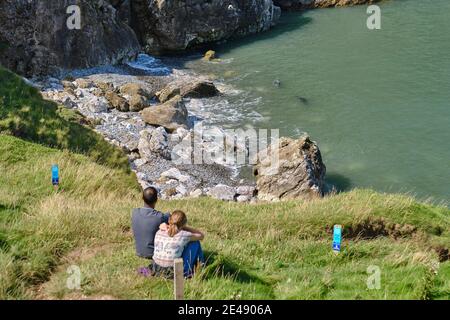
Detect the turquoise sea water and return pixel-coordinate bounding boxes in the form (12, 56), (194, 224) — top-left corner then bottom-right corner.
(185, 0), (450, 204)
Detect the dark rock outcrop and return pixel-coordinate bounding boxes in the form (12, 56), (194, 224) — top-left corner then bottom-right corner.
(0, 0), (140, 76)
(254, 136), (326, 201)
(129, 0), (281, 54)
(0, 0), (379, 76)
(157, 80), (220, 103)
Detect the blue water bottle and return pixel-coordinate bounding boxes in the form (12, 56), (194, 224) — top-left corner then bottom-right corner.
(332, 225), (342, 253)
(52, 164), (59, 186)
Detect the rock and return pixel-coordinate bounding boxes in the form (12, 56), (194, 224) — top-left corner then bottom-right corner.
(62, 81), (76, 90)
(42, 78), (63, 91)
(95, 81), (115, 92)
(120, 83), (153, 99)
(91, 88), (105, 97)
(160, 168), (201, 193)
(61, 96), (77, 109)
(76, 79), (95, 89)
(254, 136), (326, 201)
(156, 84), (180, 103)
(176, 184), (188, 197)
(138, 127), (170, 159)
(65, 88), (76, 97)
(182, 81), (220, 99)
(237, 186), (256, 197)
(75, 89), (85, 98)
(105, 91), (129, 112)
(141, 95), (188, 132)
(49, 91), (78, 108)
(136, 171), (150, 182)
(85, 96), (110, 113)
(236, 195), (251, 203)
(130, 0), (281, 54)
(162, 187), (178, 198)
(0, 0), (140, 76)
(129, 94), (149, 112)
(160, 168), (191, 184)
(207, 184), (236, 201)
(157, 81), (220, 103)
(136, 171), (152, 190)
(203, 50), (216, 61)
(128, 152), (141, 162)
(133, 158), (148, 168)
(174, 127), (190, 141)
(120, 136), (140, 153)
(190, 189), (204, 198)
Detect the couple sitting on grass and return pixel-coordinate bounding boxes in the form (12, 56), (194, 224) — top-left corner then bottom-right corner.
(132, 187), (205, 278)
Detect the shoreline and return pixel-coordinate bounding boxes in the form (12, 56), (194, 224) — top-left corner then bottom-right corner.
(36, 53), (258, 202)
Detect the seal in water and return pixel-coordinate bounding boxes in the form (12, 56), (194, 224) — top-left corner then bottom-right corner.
(296, 96), (309, 105)
(273, 79), (281, 87)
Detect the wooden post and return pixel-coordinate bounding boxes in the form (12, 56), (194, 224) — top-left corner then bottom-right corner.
(174, 258), (184, 300)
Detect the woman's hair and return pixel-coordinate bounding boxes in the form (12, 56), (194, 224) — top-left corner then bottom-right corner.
(168, 210), (188, 237)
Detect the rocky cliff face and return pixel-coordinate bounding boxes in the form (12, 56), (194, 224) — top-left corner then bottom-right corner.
(0, 0), (140, 76)
(0, 0), (378, 76)
(0, 0), (281, 75)
(129, 0), (281, 54)
(274, 0), (379, 10)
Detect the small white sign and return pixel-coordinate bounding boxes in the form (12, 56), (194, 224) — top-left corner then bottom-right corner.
(367, 5), (381, 30)
(66, 5), (81, 30)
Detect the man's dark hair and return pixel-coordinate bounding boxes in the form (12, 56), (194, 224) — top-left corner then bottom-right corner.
(143, 187), (158, 206)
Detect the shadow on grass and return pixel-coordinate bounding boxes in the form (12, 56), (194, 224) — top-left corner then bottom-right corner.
(201, 251), (270, 287)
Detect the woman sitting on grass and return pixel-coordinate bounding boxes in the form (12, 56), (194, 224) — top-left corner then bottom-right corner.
(153, 210), (205, 278)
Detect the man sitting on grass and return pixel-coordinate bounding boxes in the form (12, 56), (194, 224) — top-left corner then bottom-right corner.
(132, 187), (170, 275)
(132, 187), (205, 278)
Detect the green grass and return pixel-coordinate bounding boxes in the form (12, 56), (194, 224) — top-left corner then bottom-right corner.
(0, 135), (139, 298)
(0, 67), (449, 300)
(1, 134), (448, 299)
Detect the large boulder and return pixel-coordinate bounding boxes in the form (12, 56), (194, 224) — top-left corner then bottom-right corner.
(105, 91), (130, 112)
(129, 94), (150, 112)
(141, 95), (188, 132)
(119, 83), (154, 99)
(203, 50), (217, 61)
(254, 136), (326, 201)
(138, 126), (170, 159)
(85, 96), (110, 113)
(119, 83), (154, 111)
(0, 0), (140, 76)
(157, 80), (220, 103)
(207, 184), (237, 201)
(130, 0), (281, 54)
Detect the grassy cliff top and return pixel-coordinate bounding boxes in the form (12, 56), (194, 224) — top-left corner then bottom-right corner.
(0, 67), (449, 300)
